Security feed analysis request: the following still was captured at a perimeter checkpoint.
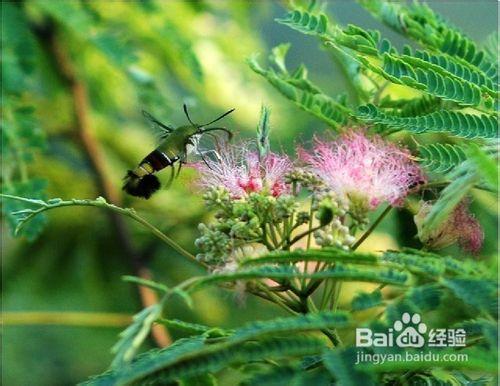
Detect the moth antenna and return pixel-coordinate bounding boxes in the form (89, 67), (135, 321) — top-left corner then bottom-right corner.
(183, 104), (196, 126)
(201, 108), (235, 127)
(200, 127), (233, 141)
(199, 151), (215, 171)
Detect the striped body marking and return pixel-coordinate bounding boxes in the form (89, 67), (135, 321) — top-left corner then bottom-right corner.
(132, 149), (179, 178)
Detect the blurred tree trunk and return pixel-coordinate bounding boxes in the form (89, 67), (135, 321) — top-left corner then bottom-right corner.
(35, 20), (171, 348)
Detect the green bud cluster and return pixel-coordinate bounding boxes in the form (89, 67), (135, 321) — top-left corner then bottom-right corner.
(196, 185), (370, 266)
(196, 188), (303, 265)
(312, 191), (355, 248)
(274, 195), (299, 219)
(312, 191), (349, 216)
(314, 220), (356, 249)
(345, 193), (370, 229)
(203, 187), (232, 214)
(195, 223), (232, 264)
(196, 188), (308, 266)
(285, 169), (324, 190)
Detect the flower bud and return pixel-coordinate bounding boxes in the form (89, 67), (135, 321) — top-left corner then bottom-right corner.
(316, 205), (334, 226)
(414, 199), (484, 255)
(296, 211), (310, 225)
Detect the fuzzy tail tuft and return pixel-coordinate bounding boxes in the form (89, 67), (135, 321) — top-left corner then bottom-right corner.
(123, 171), (161, 199)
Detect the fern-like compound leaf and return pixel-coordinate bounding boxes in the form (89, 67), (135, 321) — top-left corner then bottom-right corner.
(110, 305), (162, 368)
(275, 10), (329, 36)
(418, 143), (467, 173)
(248, 52), (350, 128)
(351, 290), (384, 311)
(358, 104), (498, 138)
(239, 247), (378, 267)
(189, 264), (411, 291)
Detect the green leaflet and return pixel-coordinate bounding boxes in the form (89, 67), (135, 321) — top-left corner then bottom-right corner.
(84, 323), (329, 386)
(419, 162), (479, 235)
(266, 7), (497, 139)
(323, 348), (376, 386)
(111, 305), (162, 368)
(122, 275), (169, 294)
(400, 248), (488, 277)
(402, 46), (496, 96)
(358, 0), (439, 43)
(351, 290), (383, 311)
(139, 336), (326, 385)
(483, 32), (498, 66)
(0, 195), (197, 265)
(1, 179), (48, 241)
(230, 311), (348, 342)
(381, 53), (482, 105)
(2, 100), (48, 239)
(440, 30), (498, 84)
(418, 143), (467, 173)
(1, 3), (38, 94)
(383, 249), (489, 278)
(163, 312), (349, 345)
(327, 22), (487, 106)
(256, 105), (271, 159)
(382, 284), (443, 327)
(179, 373), (217, 386)
(189, 264), (411, 291)
(0, 196), (133, 236)
(359, 0), (498, 85)
(97, 311), (349, 385)
(156, 319), (231, 338)
(358, 103), (497, 138)
(227, 311), (350, 344)
(454, 319), (498, 349)
(247, 46), (351, 128)
(467, 144), (499, 190)
(239, 247), (379, 267)
(442, 256), (489, 277)
(275, 10), (329, 36)
(404, 284), (442, 312)
(441, 278), (498, 317)
(243, 366), (332, 386)
(383, 284), (443, 324)
(83, 336), (207, 386)
(382, 251), (445, 277)
(381, 95), (443, 117)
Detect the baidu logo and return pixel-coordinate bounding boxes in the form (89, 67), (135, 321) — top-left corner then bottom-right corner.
(394, 312), (427, 347)
(356, 312), (465, 348)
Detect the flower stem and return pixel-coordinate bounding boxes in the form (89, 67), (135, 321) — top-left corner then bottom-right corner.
(2, 195), (204, 268)
(302, 196), (316, 289)
(128, 211), (201, 266)
(267, 223), (280, 248)
(254, 282), (299, 315)
(351, 205), (392, 250)
(283, 225), (323, 249)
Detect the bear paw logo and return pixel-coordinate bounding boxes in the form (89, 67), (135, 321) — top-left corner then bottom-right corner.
(394, 312), (427, 348)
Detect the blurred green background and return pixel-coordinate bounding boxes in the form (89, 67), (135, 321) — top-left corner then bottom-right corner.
(1, 1), (497, 385)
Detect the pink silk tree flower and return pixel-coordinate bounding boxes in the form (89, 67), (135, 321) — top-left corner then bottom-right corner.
(454, 200), (484, 255)
(415, 199), (484, 255)
(300, 130), (426, 209)
(193, 143), (292, 198)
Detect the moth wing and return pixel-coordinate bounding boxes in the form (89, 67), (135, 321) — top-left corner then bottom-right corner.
(142, 110), (173, 143)
(185, 131), (228, 164)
